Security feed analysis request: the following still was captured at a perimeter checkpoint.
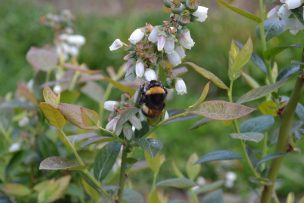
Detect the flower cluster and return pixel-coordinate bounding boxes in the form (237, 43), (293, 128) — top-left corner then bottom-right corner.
(267, 0), (304, 34)
(109, 0), (208, 95)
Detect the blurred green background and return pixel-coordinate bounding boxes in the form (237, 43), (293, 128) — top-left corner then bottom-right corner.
(1, 0), (304, 201)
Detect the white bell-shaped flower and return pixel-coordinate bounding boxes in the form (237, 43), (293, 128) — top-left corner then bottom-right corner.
(144, 68), (157, 81)
(267, 6), (280, 18)
(157, 35), (166, 51)
(109, 39), (124, 51)
(285, 0), (303, 9)
(128, 28), (145, 44)
(175, 78), (187, 95)
(135, 59), (145, 77)
(277, 4), (291, 19)
(106, 116), (119, 132)
(164, 37), (175, 53)
(148, 27), (158, 43)
(193, 6), (208, 22)
(104, 101), (119, 111)
(179, 30), (195, 50)
(175, 46), (186, 59)
(167, 51), (182, 66)
(66, 35), (86, 46)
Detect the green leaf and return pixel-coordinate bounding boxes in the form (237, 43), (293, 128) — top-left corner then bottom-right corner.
(258, 101), (278, 116)
(60, 90), (80, 103)
(39, 156), (83, 170)
(296, 103), (304, 121)
(189, 82), (210, 108)
(1, 183), (31, 196)
(196, 150), (242, 164)
(202, 189), (223, 203)
(277, 64), (300, 81)
(255, 152), (286, 168)
(123, 123), (134, 140)
(58, 103), (99, 130)
(216, 0), (261, 23)
(229, 38), (253, 81)
(237, 79), (288, 104)
(230, 132), (264, 143)
(240, 115), (275, 133)
(190, 118), (210, 130)
(129, 115), (142, 130)
(184, 62), (228, 90)
(81, 178), (99, 201)
(172, 161), (185, 178)
(144, 151), (165, 174)
(262, 18), (285, 41)
(115, 107), (139, 135)
(186, 153), (200, 181)
(123, 189), (145, 203)
(156, 178), (196, 189)
(147, 189), (162, 203)
(191, 100), (255, 120)
(264, 44), (302, 60)
(287, 192), (295, 203)
(137, 138), (163, 157)
(43, 86), (59, 107)
(40, 102), (66, 129)
(241, 72), (260, 89)
(93, 142), (121, 181)
(192, 180), (224, 195)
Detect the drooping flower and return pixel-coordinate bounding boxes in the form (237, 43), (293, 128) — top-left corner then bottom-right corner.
(109, 39), (124, 51)
(192, 6), (208, 22)
(157, 35), (166, 51)
(144, 68), (157, 81)
(106, 116), (119, 132)
(148, 27), (158, 43)
(135, 59), (145, 77)
(175, 78), (187, 95)
(175, 46), (186, 59)
(167, 50), (182, 66)
(267, 6), (280, 19)
(104, 101), (119, 111)
(128, 28), (145, 44)
(277, 4), (291, 19)
(53, 85), (62, 94)
(179, 30), (195, 50)
(164, 37), (175, 53)
(225, 171), (237, 188)
(284, 0), (303, 9)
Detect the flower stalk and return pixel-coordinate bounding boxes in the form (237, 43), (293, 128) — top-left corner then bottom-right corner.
(261, 52), (304, 203)
(117, 142), (129, 203)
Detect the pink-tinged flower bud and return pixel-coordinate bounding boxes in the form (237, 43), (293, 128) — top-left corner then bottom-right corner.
(104, 101), (119, 111)
(175, 46), (186, 59)
(106, 116), (119, 132)
(164, 38), (175, 53)
(65, 35), (86, 46)
(167, 51), (182, 66)
(148, 27), (158, 43)
(157, 35), (166, 51)
(128, 28), (145, 44)
(109, 39), (124, 51)
(179, 30), (195, 50)
(144, 68), (157, 81)
(135, 59), (145, 77)
(193, 6), (208, 22)
(175, 78), (187, 95)
(285, 0), (303, 9)
(267, 6), (280, 19)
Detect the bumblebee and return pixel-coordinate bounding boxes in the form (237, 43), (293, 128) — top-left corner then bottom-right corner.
(138, 80), (167, 118)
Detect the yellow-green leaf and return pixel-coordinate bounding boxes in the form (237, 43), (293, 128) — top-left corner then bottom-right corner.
(40, 102), (66, 129)
(189, 82), (210, 109)
(186, 153), (201, 181)
(184, 62), (228, 90)
(241, 72), (260, 89)
(144, 151), (165, 174)
(43, 86), (59, 108)
(103, 77), (136, 96)
(1, 183), (31, 196)
(259, 101), (278, 116)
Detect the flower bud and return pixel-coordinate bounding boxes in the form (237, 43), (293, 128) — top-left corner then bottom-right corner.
(167, 51), (182, 66)
(157, 35), (166, 51)
(104, 101), (119, 111)
(277, 4), (291, 19)
(192, 6), (208, 22)
(148, 27), (158, 43)
(175, 78), (187, 95)
(285, 0), (303, 9)
(267, 6), (280, 18)
(109, 39), (124, 51)
(135, 59), (145, 77)
(128, 28), (145, 44)
(65, 35), (86, 46)
(164, 37), (175, 53)
(144, 68), (157, 81)
(179, 30), (195, 50)
(53, 85), (62, 94)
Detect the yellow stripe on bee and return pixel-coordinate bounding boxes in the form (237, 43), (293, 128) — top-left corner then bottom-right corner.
(145, 86), (166, 95)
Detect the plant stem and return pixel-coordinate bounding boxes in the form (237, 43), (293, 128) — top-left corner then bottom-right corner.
(261, 73), (304, 203)
(228, 81), (260, 178)
(117, 143), (129, 203)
